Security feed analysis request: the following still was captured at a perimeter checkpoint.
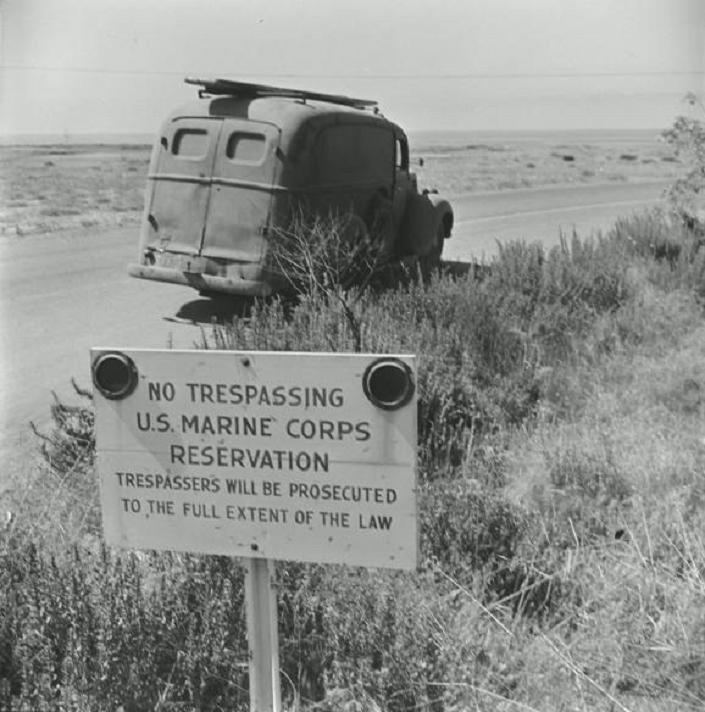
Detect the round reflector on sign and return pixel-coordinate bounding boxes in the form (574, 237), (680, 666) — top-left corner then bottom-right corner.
(362, 358), (414, 410)
(92, 352), (138, 400)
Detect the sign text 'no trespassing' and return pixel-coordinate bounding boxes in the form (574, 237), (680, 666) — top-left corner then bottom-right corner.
(91, 349), (418, 569)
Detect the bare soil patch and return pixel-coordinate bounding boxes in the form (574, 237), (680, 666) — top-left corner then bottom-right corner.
(1, 143), (149, 237)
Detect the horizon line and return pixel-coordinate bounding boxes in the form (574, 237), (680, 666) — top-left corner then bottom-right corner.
(0, 127), (666, 146)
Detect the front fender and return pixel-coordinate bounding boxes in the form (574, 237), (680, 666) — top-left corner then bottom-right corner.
(427, 194), (454, 238)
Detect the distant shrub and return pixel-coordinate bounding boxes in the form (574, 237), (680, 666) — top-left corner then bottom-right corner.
(611, 209), (698, 264)
(662, 92), (705, 231)
(30, 380), (94, 477)
(610, 210), (705, 303)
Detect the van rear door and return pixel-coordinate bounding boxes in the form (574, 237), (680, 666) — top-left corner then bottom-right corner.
(146, 118), (222, 255)
(202, 120), (280, 263)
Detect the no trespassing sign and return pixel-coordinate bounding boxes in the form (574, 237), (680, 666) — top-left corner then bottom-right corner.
(91, 349), (418, 570)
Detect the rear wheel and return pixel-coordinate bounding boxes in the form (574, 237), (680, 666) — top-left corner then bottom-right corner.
(339, 213), (369, 245)
(367, 194), (395, 254)
(418, 220), (444, 280)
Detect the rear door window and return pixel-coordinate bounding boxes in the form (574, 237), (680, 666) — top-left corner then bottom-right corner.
(172, 128), (209, 158)
(226, 132), (267, 163)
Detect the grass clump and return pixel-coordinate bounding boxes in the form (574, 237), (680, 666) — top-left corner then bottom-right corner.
(5, 207), (705, 709)
(0, 545), (249, 711)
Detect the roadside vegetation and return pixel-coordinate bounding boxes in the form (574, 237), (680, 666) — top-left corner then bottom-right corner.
(2, 103), (705, 711)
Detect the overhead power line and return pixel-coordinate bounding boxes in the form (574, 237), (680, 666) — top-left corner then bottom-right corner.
(0, 65), (703, 79)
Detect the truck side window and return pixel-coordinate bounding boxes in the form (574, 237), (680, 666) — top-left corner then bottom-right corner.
(313, 125), (394, 184)
(395, 137), (409, 172)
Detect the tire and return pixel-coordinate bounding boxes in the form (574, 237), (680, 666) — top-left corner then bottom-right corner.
(339, 213), (369, 244)
(367, 193), (395, 253)
(418, 220), (444, 280)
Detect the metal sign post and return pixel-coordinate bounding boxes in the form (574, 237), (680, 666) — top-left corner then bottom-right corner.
(245, 558), (281, 712)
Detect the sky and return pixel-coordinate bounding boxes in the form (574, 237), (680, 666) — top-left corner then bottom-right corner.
(0, 0), (703, 138)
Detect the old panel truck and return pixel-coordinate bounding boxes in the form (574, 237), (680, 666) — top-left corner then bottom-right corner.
(128, 78), (454, 297)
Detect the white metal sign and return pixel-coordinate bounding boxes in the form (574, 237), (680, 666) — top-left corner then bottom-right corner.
(91, 349), (418, 569)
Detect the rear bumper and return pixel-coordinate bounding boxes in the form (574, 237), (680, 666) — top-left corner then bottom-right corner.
(127, 263), (273, 297)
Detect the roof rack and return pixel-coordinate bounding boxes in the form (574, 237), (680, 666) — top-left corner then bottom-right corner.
(185, 77), (378, 110)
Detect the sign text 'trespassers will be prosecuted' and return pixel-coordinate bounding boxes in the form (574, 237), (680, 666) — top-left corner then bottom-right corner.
(92, 350), (418, 569)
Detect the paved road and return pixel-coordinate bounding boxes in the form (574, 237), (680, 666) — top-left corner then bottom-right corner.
(0, 180), (669, 478)
(445, 180), (668, 262)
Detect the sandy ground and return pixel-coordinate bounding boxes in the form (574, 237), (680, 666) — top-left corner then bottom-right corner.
(412, 130), (681, 195)
(0, 131), (681, 238)
(1, 143), (149, 237)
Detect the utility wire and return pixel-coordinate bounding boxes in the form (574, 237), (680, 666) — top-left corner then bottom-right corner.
(0, 65), (703, 79)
